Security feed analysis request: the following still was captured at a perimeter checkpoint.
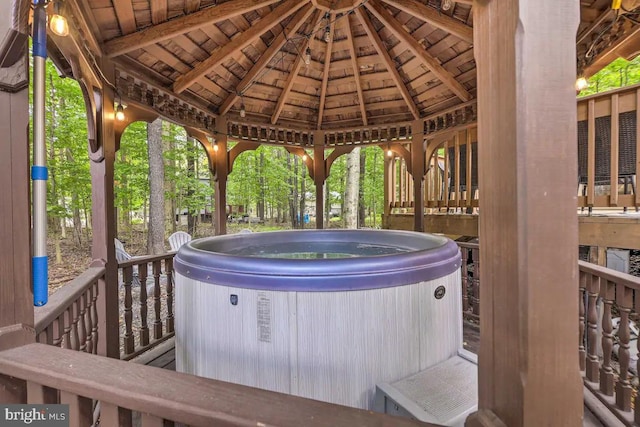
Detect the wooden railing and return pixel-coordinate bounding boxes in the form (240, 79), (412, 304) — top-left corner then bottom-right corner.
(458, 242), (480, 324)
(577, 84), (640, 211)
(34, 266), (104, 353)
(455, 241), (640, 425)
(580, 260), (640, 425)
(0, 343), (435, 426)
(117, 252), (175, 360)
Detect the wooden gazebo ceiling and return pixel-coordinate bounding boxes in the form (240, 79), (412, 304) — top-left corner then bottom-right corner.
(82, 0), (640, 131)
(89, 0), (475, 130)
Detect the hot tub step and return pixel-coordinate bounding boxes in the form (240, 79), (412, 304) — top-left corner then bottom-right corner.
(374, 355), (478, 426)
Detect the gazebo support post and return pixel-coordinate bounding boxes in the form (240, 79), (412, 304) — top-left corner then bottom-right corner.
(411, 120), (425, 232)
(90, 61), (120, 359)
(313, 131), (325, 229)
(214, 116), (228, 235)
(466, 0), (582, 426)
(0, 3), (34, 401)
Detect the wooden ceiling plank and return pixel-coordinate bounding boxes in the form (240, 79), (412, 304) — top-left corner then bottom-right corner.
(344, 14), (368, 126)
(366, 0), (470, 102)
(150, 0), (168, 25)
(112, 0), (137, 35)
(173, 0), (306, 93)
(185, 0), (202, 14)
(218, 5), (315, 115)
(271, 14), (323, 124)
(355, 7), (420, 119)
(318, 14), (336, 129)
(381, 0), (473, 43)
(103, 0), (281, 57)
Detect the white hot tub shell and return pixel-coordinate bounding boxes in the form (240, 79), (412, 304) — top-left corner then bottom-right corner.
(174, 230), (462, 410)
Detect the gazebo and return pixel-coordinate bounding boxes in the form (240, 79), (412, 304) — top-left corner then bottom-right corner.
(0, 0), (638, 425)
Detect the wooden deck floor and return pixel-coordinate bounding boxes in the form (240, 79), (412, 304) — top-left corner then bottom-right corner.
(135, 327), (605, 426)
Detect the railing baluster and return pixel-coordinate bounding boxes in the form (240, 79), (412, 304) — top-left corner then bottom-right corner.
(139, 262), (150, 347)
(55, 314), (64, 348)
(165, 258), (174, 334)
(60, 391), (93, 427)
(100, 402), (132, 427)
(586, 274), (600, 383)
(461, 248), (469, 316)
(91, 281), (99, 354)
(142, 413), (165, 427)
(83, 290), (92, 353)
(123, 265), (135, 355)
(615, 283), (633, 411)
(77, 297), (87, 352)
(26, 381), (57, 404)
(70, 302), (80, 351)
(599, 280), (614, 395)
(579, 272), (586, 372)
(472, 247), (480, 318)
(153, 260), (163, 339)
(63, 308), (72, 350)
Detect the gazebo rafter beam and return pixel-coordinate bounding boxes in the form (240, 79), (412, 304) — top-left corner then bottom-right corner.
(103, 0), (281, 58)
(184, 0), (201, 13)
(354, 7), (420, 120)
(173, 0), (307, 94)
(271, 13), (324, 124)
(366, 0), (471, 102)
(344, 14), (368, 126)
(150, 0), (167, 24)
(318, 13), (335, 129)
(218, 4), (315, 116)
(380, 0), (473, 43)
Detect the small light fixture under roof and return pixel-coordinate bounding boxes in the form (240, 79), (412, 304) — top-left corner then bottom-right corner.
(240, 100), (246, 118)
(441, 0), (452, 11)
(305, 47), (312, 65)
(49, 0), (70, 37)
(324, 26), (331, 43)
(575, 76), (588, 91)
(387, 145), (393, 157)
(115, 103), (125, 121)
(302, 153), (308, 161)
(213, 139), (219, 152)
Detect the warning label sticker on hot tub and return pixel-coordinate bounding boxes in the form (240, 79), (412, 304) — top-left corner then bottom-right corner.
(257, 292), (272, 343)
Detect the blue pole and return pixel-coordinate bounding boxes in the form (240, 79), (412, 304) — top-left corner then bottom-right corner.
(32, 0), (48, 306)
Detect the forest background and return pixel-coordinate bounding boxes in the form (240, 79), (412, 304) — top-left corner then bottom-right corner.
(40, 55), (638, 289)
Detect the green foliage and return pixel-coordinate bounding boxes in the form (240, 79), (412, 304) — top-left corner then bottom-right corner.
(580, 56), (640, 96)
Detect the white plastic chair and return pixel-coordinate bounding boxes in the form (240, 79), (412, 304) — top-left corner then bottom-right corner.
(169, 231), (192, 251)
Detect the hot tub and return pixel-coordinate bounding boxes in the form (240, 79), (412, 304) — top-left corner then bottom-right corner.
(174, 229), (461, 410)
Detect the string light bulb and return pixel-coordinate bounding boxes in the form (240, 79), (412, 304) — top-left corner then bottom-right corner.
(441, 0), (452, 11)
(115, 104), (125, 121)
(575, 76), (588, 91)
(49, 1), (69, 37)
(240, 102), (246, 118)
(324, 26), (331, 43)
(387, 145), (393, 157)
(213, 140), (219, 152)
(302, 153), (308, 161)
(305, 47), (311, 65)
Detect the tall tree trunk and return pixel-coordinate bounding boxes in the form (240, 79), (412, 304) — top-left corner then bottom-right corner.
(324, 181), (330, 228)
(344, 147), (360, 229)
(163, 126), (177, 234)
(358, 148), (366, 227)
(287, 153), (297, 227)
(258, 150), (265, 220)
(186, 137), (197, 236)
(299, 163), (306, 229)
(372, 148), (379, 227)
(147, 119), (165, 254)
